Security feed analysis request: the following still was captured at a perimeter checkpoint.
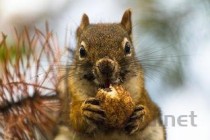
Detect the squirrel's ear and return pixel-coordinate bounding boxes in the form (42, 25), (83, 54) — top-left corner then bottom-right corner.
(121, 9), (132, 35)
(77, 14), (90, 37)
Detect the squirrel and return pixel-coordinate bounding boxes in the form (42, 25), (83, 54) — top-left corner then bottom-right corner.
(55, 9), (166, 140)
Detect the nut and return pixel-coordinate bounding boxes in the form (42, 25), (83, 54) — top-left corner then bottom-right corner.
(96, 85), (135, 128)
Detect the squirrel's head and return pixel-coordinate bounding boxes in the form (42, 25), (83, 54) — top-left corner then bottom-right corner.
(74, 9), (140, 88)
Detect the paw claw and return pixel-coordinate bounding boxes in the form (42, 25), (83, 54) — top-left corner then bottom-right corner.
(82, 98), (106, 126)
(82, 104), (105, 116)
(125, 104), (145, 135)
(125, 123), (139, 135)
(84, 112), (106, 123)
(130, 114), (141, 120)
(129, 125), (139, 135)
(134, 105), (144, 111)
(84, 98), (100, 105)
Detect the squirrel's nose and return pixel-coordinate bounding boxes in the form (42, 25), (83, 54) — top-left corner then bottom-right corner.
(97, 58), (115, 77)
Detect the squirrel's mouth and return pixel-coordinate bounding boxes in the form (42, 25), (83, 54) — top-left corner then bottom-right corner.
(104, 80), (111, 88)
(105, 81), (111, 88)
(98, 80), (110, 89)
(98, 78), (121, 89)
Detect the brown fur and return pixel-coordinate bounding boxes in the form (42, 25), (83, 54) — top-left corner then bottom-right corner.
(55, 9), (166, 140)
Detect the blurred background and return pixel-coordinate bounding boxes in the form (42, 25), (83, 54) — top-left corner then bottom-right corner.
(0, 0), (210, 139)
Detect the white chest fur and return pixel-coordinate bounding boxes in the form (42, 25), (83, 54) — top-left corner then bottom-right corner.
(55, 118), (165, 140)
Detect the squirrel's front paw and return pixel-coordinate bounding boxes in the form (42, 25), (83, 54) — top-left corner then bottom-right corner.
(81, 98), (106, 131)
(125, 104), (145, 135)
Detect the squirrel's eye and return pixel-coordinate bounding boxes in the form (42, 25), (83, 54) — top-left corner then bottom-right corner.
(124, 42), (131, 54)
(79, 46), (86, 58)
